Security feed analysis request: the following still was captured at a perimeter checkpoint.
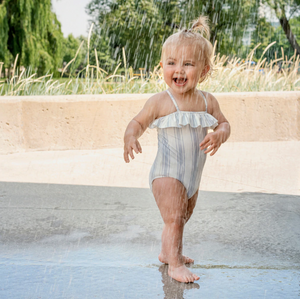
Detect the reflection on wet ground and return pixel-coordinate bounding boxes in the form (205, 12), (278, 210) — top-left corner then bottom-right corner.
(0, 182), (299, 298)
(0, 244), (299, 299)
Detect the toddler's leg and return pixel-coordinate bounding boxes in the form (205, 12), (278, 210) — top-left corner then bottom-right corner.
(185, 191), (198, 224)
(159, 190), (198, 264)
(152, 177), (200, 283)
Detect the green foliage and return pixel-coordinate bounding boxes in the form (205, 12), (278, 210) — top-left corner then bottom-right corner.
(0, 0), (64, 75)
(265, 0), (300, 19)
(62, 34), (86, 74)
(88, 31), (115, 70)
(262, 0), (300, 56)
(179, 0), (260, 57)
(247, 16), (300, 61)
(275, 16), (300, 57)
(249, 17), (277, 60)
(0, 2), (8, 62)
(87, 0), (181, 70)
(87, 0), (261, 69)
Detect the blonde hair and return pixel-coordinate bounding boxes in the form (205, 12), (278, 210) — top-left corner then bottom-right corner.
(161, 16), (214, 83)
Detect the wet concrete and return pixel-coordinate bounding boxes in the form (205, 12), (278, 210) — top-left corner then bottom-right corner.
(0, 182), (299, 298)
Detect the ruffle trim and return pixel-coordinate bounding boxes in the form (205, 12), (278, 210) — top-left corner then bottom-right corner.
(149, 111), (218, 130)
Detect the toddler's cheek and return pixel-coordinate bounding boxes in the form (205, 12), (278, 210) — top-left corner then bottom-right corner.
(190, 78), (199, 85)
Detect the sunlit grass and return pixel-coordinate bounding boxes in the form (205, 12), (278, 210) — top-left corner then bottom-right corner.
(1, 40), (299, 96)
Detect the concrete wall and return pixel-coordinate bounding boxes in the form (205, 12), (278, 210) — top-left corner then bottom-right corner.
(0, 91), (299, 154)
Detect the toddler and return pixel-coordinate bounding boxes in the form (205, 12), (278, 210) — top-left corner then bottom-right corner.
(123, 15), (230, 283)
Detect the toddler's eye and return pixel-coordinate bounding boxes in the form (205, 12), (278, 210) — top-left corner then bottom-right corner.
(168, 62), (175, 65)
(185, 63), (193, 66)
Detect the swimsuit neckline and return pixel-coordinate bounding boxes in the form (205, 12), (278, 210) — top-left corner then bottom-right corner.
(154, 110), (213, 122)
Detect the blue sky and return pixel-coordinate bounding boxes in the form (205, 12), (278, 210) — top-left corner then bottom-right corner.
(52, 0), (91, 38)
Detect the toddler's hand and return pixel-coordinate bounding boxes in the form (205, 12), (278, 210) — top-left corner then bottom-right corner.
(200, 131), (222, 156)
(124, 136), (142, 163)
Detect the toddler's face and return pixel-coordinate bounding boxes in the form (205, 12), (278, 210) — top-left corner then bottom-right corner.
(160, 43), (208, 94)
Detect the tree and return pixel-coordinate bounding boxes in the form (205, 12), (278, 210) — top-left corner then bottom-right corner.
(0, 0), (64, 75)
(249, 16), (300, 61)
(178, 0), (261, 57)
(62, 34), (86, 75)
(0, 2), (9, 63)
(86, 0), (262, 69)
(250, 17), (277, 60)
(88, 32), (115, 70)
(265, 0), (300, 56)
(87, 0), (181, 70)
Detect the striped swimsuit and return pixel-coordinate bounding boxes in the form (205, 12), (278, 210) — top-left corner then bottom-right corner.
(149, 89), (218, 199)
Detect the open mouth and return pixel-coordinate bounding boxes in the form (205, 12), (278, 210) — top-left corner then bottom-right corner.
(173, 78), (187, 86)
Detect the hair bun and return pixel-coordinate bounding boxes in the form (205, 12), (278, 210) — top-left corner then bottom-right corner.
(190, 15), (210, 39)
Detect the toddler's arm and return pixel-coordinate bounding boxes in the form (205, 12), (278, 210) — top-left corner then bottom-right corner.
(200, 93), (230, 156)
(123, 119), (144, 163)
(123, 96), (159, 163)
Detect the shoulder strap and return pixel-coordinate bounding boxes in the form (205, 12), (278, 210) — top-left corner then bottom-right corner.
(199, 91), (207, 112)
(166, 90), (180, 111)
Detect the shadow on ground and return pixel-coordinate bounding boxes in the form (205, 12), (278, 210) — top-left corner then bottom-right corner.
(0, 182), (299, 298)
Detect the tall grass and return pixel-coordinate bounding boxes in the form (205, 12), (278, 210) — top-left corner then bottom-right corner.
(1, 40), (299, 96)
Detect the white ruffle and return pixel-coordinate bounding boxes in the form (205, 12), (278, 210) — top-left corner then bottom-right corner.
(149, 111), (218, 130)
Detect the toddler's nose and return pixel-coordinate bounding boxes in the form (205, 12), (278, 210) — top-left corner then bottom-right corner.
(175, 66), (185, 74)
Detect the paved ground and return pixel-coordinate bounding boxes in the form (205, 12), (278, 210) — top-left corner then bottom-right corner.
(0, 141), (299, 195)
(0, 141), (299, 298)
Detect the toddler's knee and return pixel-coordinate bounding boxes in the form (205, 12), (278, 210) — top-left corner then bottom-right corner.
(165, 215), (185, 227)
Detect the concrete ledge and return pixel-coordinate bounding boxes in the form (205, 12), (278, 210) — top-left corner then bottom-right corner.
(0, 92), (299, 154)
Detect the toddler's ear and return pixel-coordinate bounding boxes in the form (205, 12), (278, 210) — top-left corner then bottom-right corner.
(160, 61), (163, 69)
(201, 65), (210, 77)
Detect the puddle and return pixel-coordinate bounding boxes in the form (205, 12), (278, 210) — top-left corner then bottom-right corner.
(0, 244), (299, 299)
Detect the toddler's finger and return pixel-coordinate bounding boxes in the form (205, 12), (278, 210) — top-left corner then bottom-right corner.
(200, 142), (207, 150)
(199, 138), (208, 147)
(211, 144), (221, 156)
(123, 151), (129, 163)
(210, 146), (219, 156)
(201, 141), (211, 151)
(204, 144), (214, 154)
(132, 144), (139, 154)
(200, 137), (211, 148)
(129, 148), (135, 160)
(137, 141), (142, 153)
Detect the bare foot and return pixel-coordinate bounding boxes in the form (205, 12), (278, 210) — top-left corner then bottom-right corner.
(159, 253), (194, 264)
(168, 264), (200, 283)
